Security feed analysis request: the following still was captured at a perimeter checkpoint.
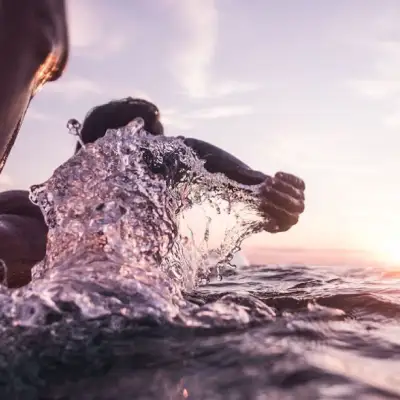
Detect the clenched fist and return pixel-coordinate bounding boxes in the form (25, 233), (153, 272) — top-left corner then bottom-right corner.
(260, 172), (305, 233)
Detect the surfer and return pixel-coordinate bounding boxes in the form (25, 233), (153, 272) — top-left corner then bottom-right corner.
(0, 2), (305, 287)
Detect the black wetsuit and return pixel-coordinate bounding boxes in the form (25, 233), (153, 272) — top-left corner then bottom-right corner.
(182, 138), (267, 185)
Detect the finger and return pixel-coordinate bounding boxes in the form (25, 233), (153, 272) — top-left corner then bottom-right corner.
(261, 176), (274, 186)
(264, 219), (292, 233)
(263, 220), (280, 233)
(266, 222), (292, 233)
(261, 186), (305, 214)
(272, 179), (305, 201)
(275, 172), (306, 191)
(261, 203), (299, 231)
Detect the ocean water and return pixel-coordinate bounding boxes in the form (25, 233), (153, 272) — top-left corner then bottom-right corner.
(1, 121), (399, 399)
(3, 263), (400, 399)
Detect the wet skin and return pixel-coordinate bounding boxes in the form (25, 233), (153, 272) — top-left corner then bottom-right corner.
(0, 0), (69, 172)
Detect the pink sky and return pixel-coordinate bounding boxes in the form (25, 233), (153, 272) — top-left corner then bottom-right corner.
(244, 245), (383, 268)
(2, 0), (400, 268)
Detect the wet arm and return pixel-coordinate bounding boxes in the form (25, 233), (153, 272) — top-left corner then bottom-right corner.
(182, 138), (268, 185)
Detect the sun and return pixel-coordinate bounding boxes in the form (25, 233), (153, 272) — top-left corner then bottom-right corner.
(376, 239), (400, 267)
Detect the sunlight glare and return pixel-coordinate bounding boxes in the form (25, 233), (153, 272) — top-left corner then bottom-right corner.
(376, 239), (400, 267)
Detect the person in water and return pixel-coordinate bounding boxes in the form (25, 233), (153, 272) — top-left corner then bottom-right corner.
(0, 98), (305, 288)
(0, 2), (305, 287)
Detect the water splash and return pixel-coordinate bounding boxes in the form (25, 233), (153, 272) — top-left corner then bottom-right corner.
(8, 119), (275, 328)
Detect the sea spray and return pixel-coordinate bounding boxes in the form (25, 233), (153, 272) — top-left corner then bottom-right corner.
(30, 119), (267, 287)
(4, 119), (275, 327)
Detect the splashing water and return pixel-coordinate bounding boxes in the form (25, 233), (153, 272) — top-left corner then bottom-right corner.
(3, 119), (275, 329)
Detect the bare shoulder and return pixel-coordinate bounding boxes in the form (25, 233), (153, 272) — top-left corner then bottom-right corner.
(0, 190), (44, 220)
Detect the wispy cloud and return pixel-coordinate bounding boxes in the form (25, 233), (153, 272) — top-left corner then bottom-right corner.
(350, 39), (400, 101)
(382, 109), (400, 128)
(161, 109), (194, 131)
(187, 105), (254, 119)
(0, 174), (13, 188)
(67, 0), (130, 57)
(210, 82), (261, 98)
(350, 79), (400, 100)
(168, 0), (259, 99)
(348, 12), (400, 128)
(67, 0), (102, 49)
(42, 74), (154, 105)
(43, 76), (102, 100)
(160, 105), (254, 132)
(26, 109), (55, 122)
(168, 0), (217, 98)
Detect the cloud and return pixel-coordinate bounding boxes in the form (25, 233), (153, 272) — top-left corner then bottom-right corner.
(382, 110), (400, 128)
(64, 1), (258, 101)
(43, 76), (102, 100)
(40, 72), (156, 108)
(168, 0), (259, 99)
(161, 109), (194, 131)
(350, 79), (400, 100)
(0, 174), (13, 188)
(348, 14), (400, 127)
(26, 109), (55, 122)
(187, 105), (254, 119)
(349, 47), (400, 127)
(159, 105), (254, 132)
(67, 1), (102, 49)
(350, 50), (400, 128)
(350, 39), (400, 100)
(67, 0), (130, 57)
(168, 0), (217, 98)
(211, 82), (261, 98)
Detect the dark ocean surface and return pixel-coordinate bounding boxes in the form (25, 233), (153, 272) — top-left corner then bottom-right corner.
(2, 263), (400, 400)
(4, 123), (398, 399)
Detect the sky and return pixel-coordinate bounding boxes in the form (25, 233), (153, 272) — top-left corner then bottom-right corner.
(1, 0), (400, 267)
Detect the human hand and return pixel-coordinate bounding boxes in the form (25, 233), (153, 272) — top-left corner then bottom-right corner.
(259, 172), (305, 233)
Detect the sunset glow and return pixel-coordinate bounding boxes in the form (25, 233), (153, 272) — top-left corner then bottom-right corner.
(1, 1), (400, 268)
(375, 240), (400, 268)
